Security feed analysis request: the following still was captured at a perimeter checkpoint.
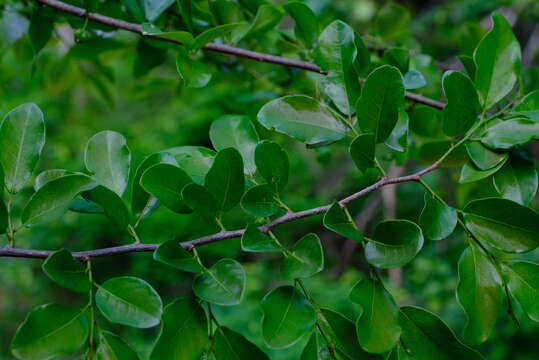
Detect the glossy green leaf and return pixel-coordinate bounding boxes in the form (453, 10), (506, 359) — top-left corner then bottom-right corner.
(465, 141), (507, 170)
(442, 71), (480, 136)
(165, 146), (215, 185)
(22, 174), (95, 226)
(176, 55), (212, 88)
(42, 249), (90, 293)
(459, 55), (476, 79)
(205, 148), (245, 212)
(457, 244), (503, 344)
(349, 133), (375, 172)
(96, 276), (163, 328)
(140, 163), (193, 213)
(213, 327), (269, 359)
(255, 140), (289, 192)
(150, 297), (208, 360)
(210, 115), (259, 175)
(193, 259), (245, 306)
(144, 0), (175, 22)
(96, 330), (140, 360)
(192, 23), (241, 51)
(474, 13), (521, 109)
(257, 95), (347, 146)
(356, 65), (405, 143)
(501, 260), (539, 322)
(513, 89), (539, 121)
(281, 233), (324, 279)
(34, 169), (71, 191)
(481, 118), (539, 149)
(323, 202), (363, 242)
(458, 158), (506, 184)
(403, 70), (427, 90)
(153, 240), (203, 273)
(10, 304), (89, 360)
(86, 185), (131, 229)
(365, 220), (424, 269)
(419, 193), (457, 240)
(140, 23), (194, 45)
(241, 184), (280, 217)
(493, 154), (538, 205)
(463, 198), (539, 253)
(182, 183), (218, 219)
(385, 108), (409, 152)
(349, 276), (400, 353)
(261, 285), (316, 349)
(283, 1), (318, 48)
(241, 223), (283, 253)
(316, 20), (362, 114)
(85, 130), (130, 196)
(398, 306), (484, 360)
(0, 103), (45, 193)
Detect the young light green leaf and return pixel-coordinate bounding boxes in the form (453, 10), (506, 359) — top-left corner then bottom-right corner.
(255, 140), (289, 192)
(0, 103), (45, 194)
(10, 304), (89, 360)
(474, 13), (521, 109)
(261, 286), (316, 349)
(481, 118), (539, 149)
(257, 95), (348, 146)
(281, 233), (324, 279)
(419, 193), (457, 240)
(356, 65), (405, 143)
(95, 276), (163, 328)
(349, 276), (401, 353)
(182, 183), (218, 220)
(323, 202), (363, 242)
(140, 23), (194, 45)
(493, 154), (538, 205)
(144, 0), (175, 22)
(501, 260), (539, 322)
(465, 141), (508, 170)
(153, 240), (203, 273)
(150, 297), (208, 360)
(458, 158), (506, 184)
(96, 330), (140, 360)
(349, 133), (375, 172)
(442, 71), (480, 136)
(365, 220), (424, 269)
(193, 259), (245, 306)
(283, 1), (318, 48)
(385, 108), (409, 152)
(42, 249), (90, 293)
(463, 198), (539, 253)
(85, 130), (130, 196)
(164, 146), (215, 184)
(205, 148), (245, 212)
(241, 223), (283, 253)
(213, 327), (269, 359)
(403, 70), (426, 90)
(86, 185), (131, 229)
(513, 89), (539, 121)
(140, 163), (193, 213)
(176, 54), (212, 88)
(241, 184), (280, 217)
(210, 115), (259, 175)
(457, 244), (504, 344)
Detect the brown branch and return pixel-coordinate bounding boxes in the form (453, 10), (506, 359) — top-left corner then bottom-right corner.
(0, 162), (440, 260)
(35, 0), (445, 109)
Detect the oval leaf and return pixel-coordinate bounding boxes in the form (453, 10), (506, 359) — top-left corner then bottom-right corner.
(281, 233), (324, 279)
(42, 249), (90, 293)
(349, 133), (375, 172)
(214, 327), (269, 359)
(241, 223), (283, 253)
(153, 240), (203, 273)
(480, 118), (539, 149)
(241, 184), (280, 217)
(493, 154), (538, 205)
(419, 193), (458, 240)
(205, 148), (245, 212)
(255, 140), (289, 192)
(193, 259), (245, 306)
(323, 202), (363, 242)
(442, 71), (480, 136)
(97, 330), (140, 360)
(140, 163), (193, 213)
(501, 260), (539, 322)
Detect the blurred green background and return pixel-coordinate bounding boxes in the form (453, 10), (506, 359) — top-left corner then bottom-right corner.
(1, 0), (539, 359)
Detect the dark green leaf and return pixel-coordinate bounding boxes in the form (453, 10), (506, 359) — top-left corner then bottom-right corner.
(213, 327), (269, 360)
(97, 330), (140, 360)
(513, 89), (539, 121)
(418, 140), (468, 168)
(144, 0), (175, 22)
(382, 48), (409, 73)
(419, 193), (457, 240)
(241, 184), (280, 217)
(86, 185), (131, 229)
(176, 0), (193, 32)
(241, 223), (283, 253)
(42, 249), (90, 293)
(243, 4), (283, 39)
(165, 146), (215, 185)
(323, 202), (363, 242)
(141, 23), (194, 44)
(193, 259), (245, 306)
(349, 133), (375, 172)
(29, 7), (54, 54)
(481, 118), (539, 149)
(255, 140), (289, 192)
(176, 54), (212, 88)
(182, 183), (218, 219)
(205, 148), (245, 212)
(140, 163), (193, 213)
(403, 70), (426, 90)
(493, 154), (537, 205)
(281, 233), (324, 279)
(410, 105), (442, 138)
(34, 169), (72, 191)
(153, 240), (203, 273)
(458, 158), (506, 184)
(465, 141), (507, 170)
(283, 1), (318, 48)
(122, 0), (146, 22)
(0, 199), (7, 235)
(385, 108), (409, 152)
(192, 24), (241, 51)
(300, 332), (331, 360)
(442, 71), (480, 136)
(501, 260), (539, 322)
(375, 2), (410, 41)
(459, 55), (476, 79)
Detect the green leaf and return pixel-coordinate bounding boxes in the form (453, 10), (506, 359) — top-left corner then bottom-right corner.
(165, 146), (215, 184)
(474, 13), (521, 109)
(29, 7), (54, 54)
(463, 198), (539, 253)
(323, 202), (363, 242)
(255, 140), (289, 192)
(0, 199), (7, 235)
(456, 243), (504, 344)
(140, 23), (195, 45)
(493, 154), (538, 205)
(243, 4), (283, 39)
(375, 2), (410, 41)
(241, 223), (283, 253)
(213, 327), (269, 359)
(398, 306), (484, 360)
(150, 297), (209, 360)
(300, 332), (331, 360)
(34, 169), (71, 191)
(176, 0), (192, 32)
(96, 276), (163, 328)
(122, 0), (146, 22)
(283, 1), (318, 48)
(459, 55), (476, 79)
(418, 140), (468, 168)
(42, 249), (90, 293)
(281, 233), (324, 279)
(144, 0), (175, 22)
(205, 148), (245, 212)
(382, 48), (409, 73)
(316, 20), (362, 114)
(182, 183), (218, 220)
(442, 71), (480, 136)
(209, 115), (259, 175)
(85, 130), (131, 196)
(480, 118), (539, 149)
(403, 70), (427, 90)
(349, 133), (375, 172)
(365, 220), (424, 269)
(513, 89), (539, 121)
(193, 259), (245, 306)
(153, 239), (203, 273)
(0, 103), (45, 194)
(349, 276), (400, 353)
(10, 304), (89, 360)
(501, 260), (539, 322)
(357, 65), (405, 143)
(140, 163), (193, 213)
(419, 193), (457, 240)
(86, 185), (131, 229)
(410, 105), (442, 138)
(176, 54), (212, 88)
(257, 95), (348, 146)
(261, 286), (316, 349)
(385, 108), (409, 152)
(458, 158), (506, 184)
(241, 184), (280, 217)
(97, 330), (140, 360)
(465, 141), (507, 170)
(192, 23), (241, 51)
(22, 174), (95, 226)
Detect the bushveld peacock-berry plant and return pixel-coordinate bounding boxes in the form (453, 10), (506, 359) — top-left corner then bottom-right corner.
(1, 0), (539, 359)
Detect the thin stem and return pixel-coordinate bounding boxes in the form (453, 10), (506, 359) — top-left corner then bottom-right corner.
(374, 158), (387, 177)
(6, 195), (14, 247)
(127, 225), (141, 244)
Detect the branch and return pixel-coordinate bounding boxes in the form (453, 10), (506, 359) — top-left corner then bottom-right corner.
(0, 162), (440, 260)
(35, 0), (445, 109)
